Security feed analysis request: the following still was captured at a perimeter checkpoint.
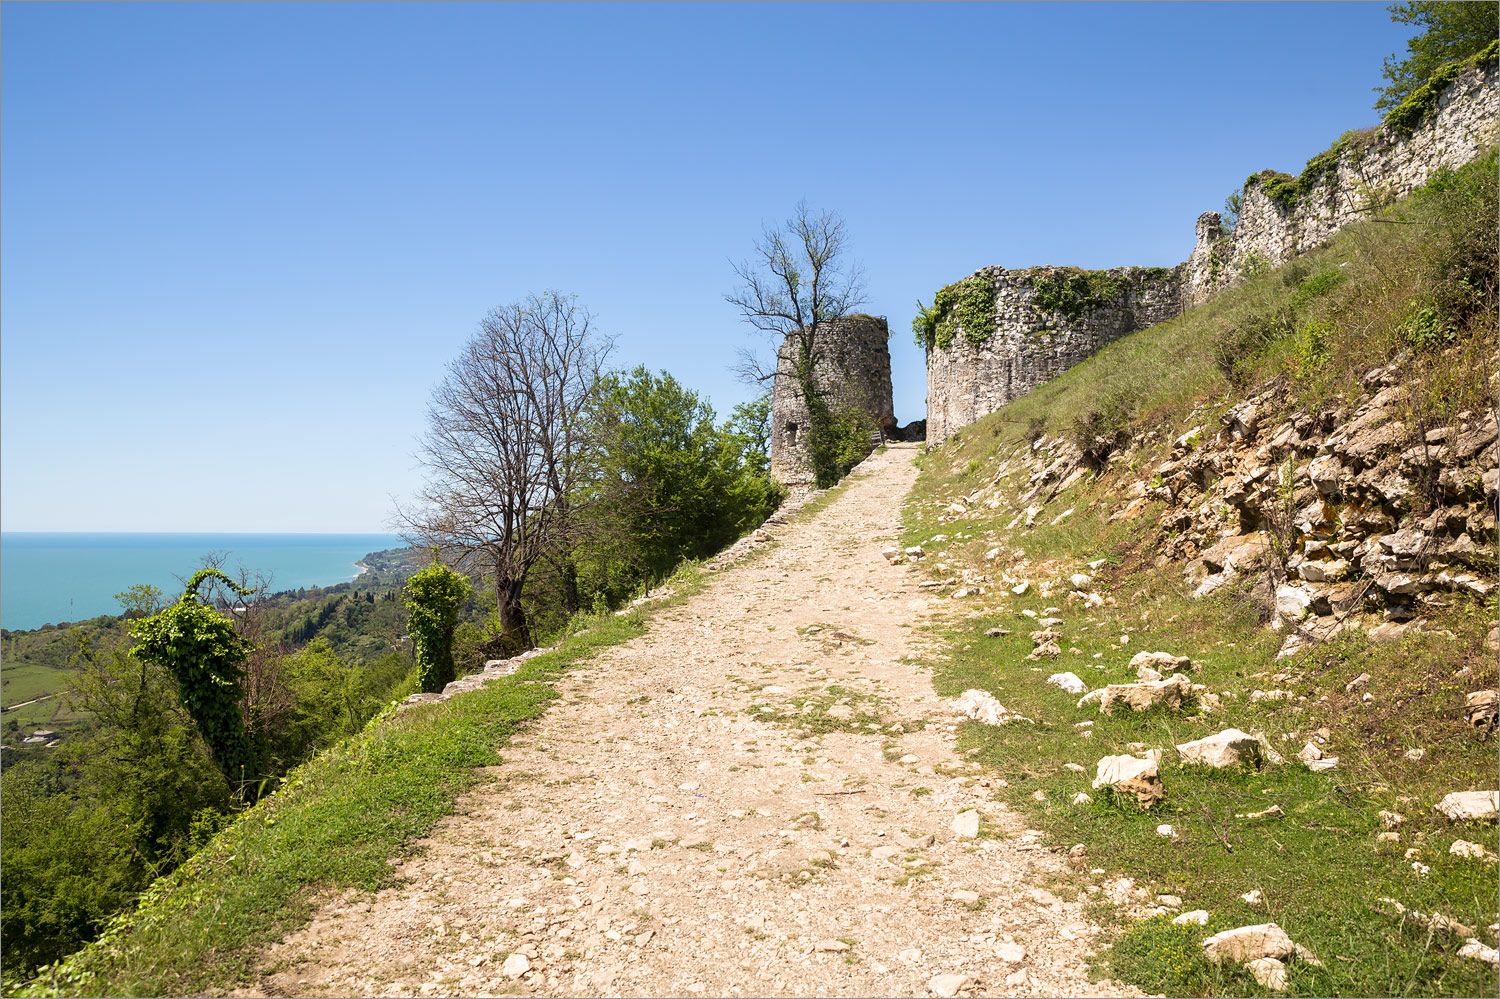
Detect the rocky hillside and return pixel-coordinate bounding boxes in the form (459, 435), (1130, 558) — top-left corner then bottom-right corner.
(900, 148), (1498, 996)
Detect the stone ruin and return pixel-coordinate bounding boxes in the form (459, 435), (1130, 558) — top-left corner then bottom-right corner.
(923, 56), (1497, 443)
(769, 314), (896, 488)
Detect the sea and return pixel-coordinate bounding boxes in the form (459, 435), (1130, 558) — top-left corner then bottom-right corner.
(0, 533), (403, 633)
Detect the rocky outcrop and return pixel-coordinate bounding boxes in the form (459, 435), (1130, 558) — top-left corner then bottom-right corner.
(1128, 360), (1500, 655)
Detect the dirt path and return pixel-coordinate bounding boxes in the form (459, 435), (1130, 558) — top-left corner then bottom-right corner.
(244, 444), (1136, 999)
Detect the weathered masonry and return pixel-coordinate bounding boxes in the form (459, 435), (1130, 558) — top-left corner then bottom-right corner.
(923, 54), (1498, 442)
(769, 314), (896, 488)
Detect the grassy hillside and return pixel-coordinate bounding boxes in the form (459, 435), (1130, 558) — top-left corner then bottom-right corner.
(903, 152), (1498, 996)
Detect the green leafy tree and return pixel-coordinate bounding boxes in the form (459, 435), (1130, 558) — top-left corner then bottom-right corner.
(403, 560), (472, 693)
(1376, 2), (1498, 110)
(129, 568), (256, 783)
(113, 583), (164, 620)
(578, 367), (781, 599)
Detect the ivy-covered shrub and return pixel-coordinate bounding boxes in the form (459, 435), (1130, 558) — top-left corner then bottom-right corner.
(912, 274), (996, 349)
(1385, 39), (1497, 136)
(403, 561), (472, 694)
(130, 569), (255, 783)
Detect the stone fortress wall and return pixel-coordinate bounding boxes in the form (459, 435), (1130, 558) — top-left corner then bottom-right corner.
(925, 266), (1183, 441)
(770, 314), (896, 487)
(926, 57), (1497, 442)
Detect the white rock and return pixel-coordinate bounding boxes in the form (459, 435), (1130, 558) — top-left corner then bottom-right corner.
(1069, 573), (1093, 589)
(501, 953), (531, 977)
(1404, 747), (1425, 761)
(1378, 810), (1404, 829)
(1450, 839), (1498, 861)
(950, 889), (981, 905)
(1076, 688), (1104, 708)
(1012, 581), (1030, 596)
(1297, 742), (1324, 762)
(1306, 757), (1339, 772)
(1128, 651), (1192, 672)
(1156, 824), (1177, 838)
(1240, 889), (1263, 905)
(1101, 674), (1191, 714)
(1047, 671), (1086, 695)
(1091, 754), (1164, 807)
(1072, 792), (1092, 806)
(1458, 938), (1500, 967)
(1435, 790), (1499, 822)
(995, 941), (1026, 963)
(1274, 584), (1312, 621)
(1173, 909), (1211, 926)
(1136, 666), (1162, 681)
(928, 973), (972, 998)
(1177, 728), (1264, 769)
(1202, 922), (1296, 965)
(949, 688), (1023, 726)
(952, 810), (980, 839)
(1247, 956), (1289, 990)
(813, 939), (849, 952)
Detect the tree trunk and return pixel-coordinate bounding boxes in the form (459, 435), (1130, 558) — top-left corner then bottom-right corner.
(496, 577), (532, 649)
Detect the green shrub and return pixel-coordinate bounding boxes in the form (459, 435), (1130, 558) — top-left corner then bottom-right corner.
(1211, 307), (1295, 384)
(912, 275), (996, 349)
(402, 562), (471, 694)
(1029, 269), (1125, 320)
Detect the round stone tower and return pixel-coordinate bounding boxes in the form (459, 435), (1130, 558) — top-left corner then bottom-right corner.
(769, 314), (896, 488)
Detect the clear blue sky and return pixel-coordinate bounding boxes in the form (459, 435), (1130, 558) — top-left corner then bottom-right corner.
(2, 2), (1416, 532)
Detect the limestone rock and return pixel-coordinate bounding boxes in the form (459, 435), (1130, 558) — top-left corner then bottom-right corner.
(1128, 650), (1192, 673)
(1202, 922), (1296, 965)
(928, 973), (972, 998)
(501, 953), (530, 978)
(1047, 671), (1086, 695)
(1100, 674), (1191, 714)
(1458, 938), (1500, 968)
(1247, 957), (1289, 990)
(1465, 689), (1498, 737)
(1173, 910), (1211, 926)
(952, 810), (980, 839)
(1449, 839), (1498, 862)
(1435, 791), (1499, 822)
(949, 688), (1028, 726)
(1176, 728), (1263, 769)
(1092, 754), (1164, 807)
(814, 939), (849, 953)
(995, 941), (1025, 963)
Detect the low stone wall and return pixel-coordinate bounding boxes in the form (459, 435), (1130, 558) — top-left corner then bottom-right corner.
(926, 266), (1183, 441)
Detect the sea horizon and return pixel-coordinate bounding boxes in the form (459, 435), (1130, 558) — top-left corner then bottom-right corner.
(0, 532), (405, 633)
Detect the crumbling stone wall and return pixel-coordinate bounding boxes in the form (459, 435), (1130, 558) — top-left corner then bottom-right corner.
(1186, 60), (1498, 304)
(925, 266), (1184, 442)
(924, 57), (1496, 443)
(770, 315), (895, 487)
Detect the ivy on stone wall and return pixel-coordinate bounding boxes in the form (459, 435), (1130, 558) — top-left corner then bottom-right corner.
(1246, 43), (1496, 216)
(912, 275), (997, 350)
(1027, 269), (1125, 320)
(1384, 38), (1497, 136)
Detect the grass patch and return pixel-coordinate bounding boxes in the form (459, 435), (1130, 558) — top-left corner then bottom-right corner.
(19, 566), (706, 998)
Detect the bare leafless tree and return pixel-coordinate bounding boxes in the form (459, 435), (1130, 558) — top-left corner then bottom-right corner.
(726, 201), (867, 486)
(727, 200), (867, 384)
(397, 291), (610, 647)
